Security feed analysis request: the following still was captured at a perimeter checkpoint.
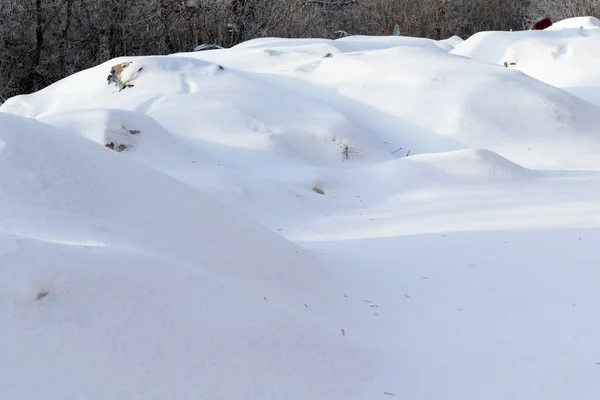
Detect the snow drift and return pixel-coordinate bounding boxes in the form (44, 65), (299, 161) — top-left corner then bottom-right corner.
(0, 113), (373, 399)
(7, 33), (600, 173)
(452, 18), (600, 106)
(3, 16), (600, 400)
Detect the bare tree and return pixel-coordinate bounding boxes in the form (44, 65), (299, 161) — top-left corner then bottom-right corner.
(528, 0), (600, 23)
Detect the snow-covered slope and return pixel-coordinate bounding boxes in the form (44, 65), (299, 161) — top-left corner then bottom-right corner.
(549, 16), (600, 30)
(3, 18), (600, 400)
(0, 112), (376, 400)
(452, 17), (600, 105)
(6, 34), (600, 172)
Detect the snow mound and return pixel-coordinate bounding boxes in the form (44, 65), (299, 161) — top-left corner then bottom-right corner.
(0, 113), (372, 399)
(0, 112), (322, 293)
(5, 37), (600, 176)
(38, 108), (208, 174)
(439, 35), (465, 49)
(360, 149), (537, 194)
(1, 54), (394, 178)
(4, 26), (600, 400)
(403, 149), (538, 182)
(5, 33), (600, 176)
(299, 45), (600, 170)
(451, 25), (600, 104)
(1, 56), (225, 117)
(548, 16), (600, 30)
(232, 35), (451, 53)
(185, 35), (455, 75)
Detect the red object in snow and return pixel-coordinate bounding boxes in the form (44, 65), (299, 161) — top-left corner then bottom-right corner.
(532, 18), (553, 30)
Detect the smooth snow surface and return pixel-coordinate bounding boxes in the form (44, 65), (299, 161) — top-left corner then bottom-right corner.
(548, 16), (600, 30)
(3, 18), (600, 400)
(452, 18), (600, 106)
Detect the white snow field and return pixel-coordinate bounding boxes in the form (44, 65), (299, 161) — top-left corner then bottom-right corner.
(2, 17), (600, 399)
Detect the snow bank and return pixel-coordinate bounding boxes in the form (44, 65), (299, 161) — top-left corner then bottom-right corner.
(38, 108), (211, 175)
(451, 20), (600, 105)
(295, 45), (600, 170)
(4, 28), (600, 400)
(232, 35), (451, 53)
(401, 149), (538, 182)
(548, 16), (600, 30)
(0, 113), (373, 399)
(8, 37), (600, 174)
(175, 34), (457, 76)
(2, 50), (393, 178)
(439, 35), (464, 49)
(1, 56), (225, 118)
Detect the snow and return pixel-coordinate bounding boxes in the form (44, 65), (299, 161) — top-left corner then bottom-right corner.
(548, 16), (600, 30)
(451, 19), (600, 105)
(0, 112), (372, 399)
(2, 17), (600, 399)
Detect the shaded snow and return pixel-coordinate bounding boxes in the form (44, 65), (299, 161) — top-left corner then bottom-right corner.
(0, 112), (373, 400)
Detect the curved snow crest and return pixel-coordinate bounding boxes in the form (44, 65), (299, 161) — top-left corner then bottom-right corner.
(232, 34), (454, 53)
(0, 112), (376, 399)
(439, 35), (464, 49)
(1, 52), (394, 174)
(0, 55), (225, 118)
(549, 16), (600, 30)
(297, 44), (600, 170)
(177, 34), (459, 77)
(5, 29), (600, 176)
(451, 25), (600, 91)
(403, 149), (539, 182)
(37, 108), (213, 173)
(451, 27), (600, 66)
(0, 112), (322, 290)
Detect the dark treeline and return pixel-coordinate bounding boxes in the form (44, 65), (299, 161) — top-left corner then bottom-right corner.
(0, 0), (598, 101)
